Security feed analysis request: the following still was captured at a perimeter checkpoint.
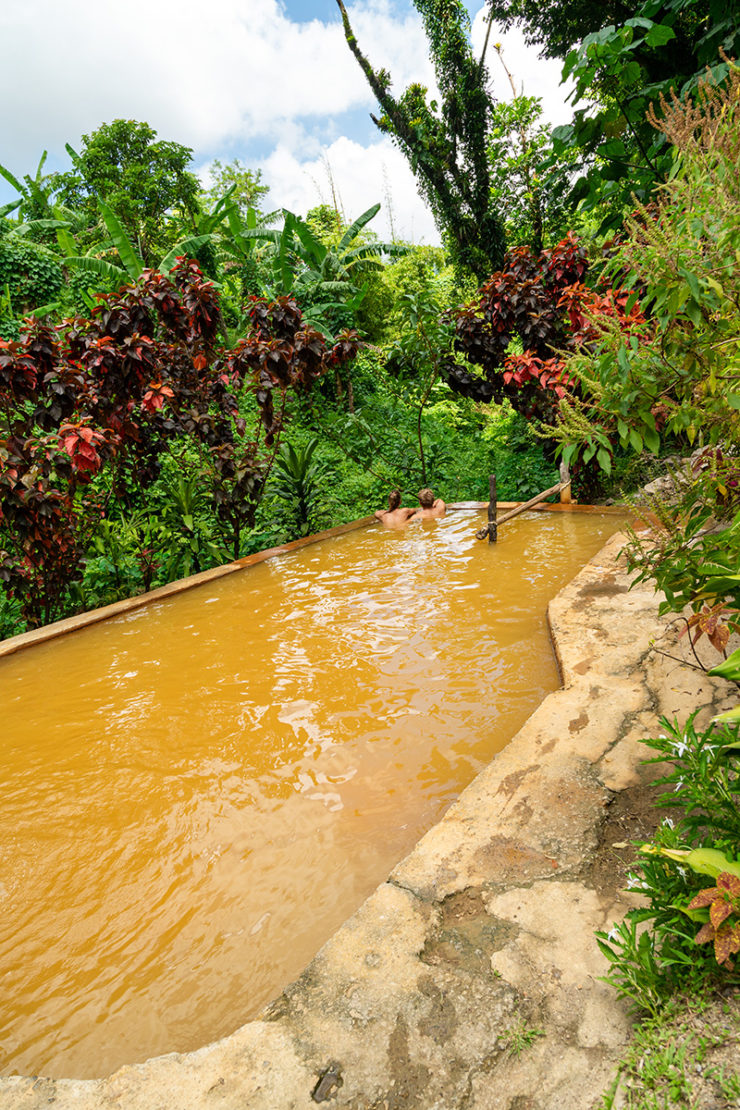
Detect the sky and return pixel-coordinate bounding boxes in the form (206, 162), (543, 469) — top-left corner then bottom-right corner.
(0, 0), (573, 244)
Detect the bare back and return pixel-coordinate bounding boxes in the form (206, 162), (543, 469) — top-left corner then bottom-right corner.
(412, 499), (446, 521)
(374, 506), (417, 528)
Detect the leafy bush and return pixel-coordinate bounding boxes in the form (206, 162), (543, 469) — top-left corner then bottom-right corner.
(0, 237), (64, 315)
(623, 450), (740, 649)
(597, 715), (740, 1015)
(558, 61), (740, 467)
(0, 264), (359, 631)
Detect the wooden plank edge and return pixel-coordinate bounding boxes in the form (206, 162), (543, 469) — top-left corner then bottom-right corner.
(0, 516), (376, 660)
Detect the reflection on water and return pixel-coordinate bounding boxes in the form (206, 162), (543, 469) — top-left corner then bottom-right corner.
(0, 510), (624, 1078)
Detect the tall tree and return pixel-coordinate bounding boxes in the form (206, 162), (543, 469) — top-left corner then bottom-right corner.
(56, 120), (200, 265)
(487, 0), (740, 225)
(335, 0), (505, 281)
(202, 159), (270, 221)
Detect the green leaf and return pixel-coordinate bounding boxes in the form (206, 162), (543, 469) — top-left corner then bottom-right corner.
(714, 706), (740, 724)
(685, 300), (703, 326)
(26, 301), (60, 318)
(682, 269), (702, 302)
(278, 220), (294, 293)
(65, 142), (82, 168)
(629, 428), (643, 453)
(337, 203), (381, 252)
(97, 199), (143, 280)
(643, 427), (660, 454)
(617, 345), (631, 374)
(158, 234), (212, 274)
(55, 221), (78, 258)
(0, 162), (25, 195)
(709, 647), (740, 682)
(291, 216), (327, 265)
(63, 255), (127, 282)
(597, 447), (612, 473)
(644, 23), (676, 47)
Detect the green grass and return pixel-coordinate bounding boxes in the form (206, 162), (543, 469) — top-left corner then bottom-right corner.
(599, 993), (740, 1110)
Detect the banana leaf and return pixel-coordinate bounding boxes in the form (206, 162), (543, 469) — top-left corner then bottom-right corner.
(26, 301), (61, 318)
(97, 199), (143, 280)
(291, 216), (327, 265)
(158, 234), (213, 274)
(0, 162), (25, 195)
(63, 255), (127, 283)
(338, 202), (381, 251)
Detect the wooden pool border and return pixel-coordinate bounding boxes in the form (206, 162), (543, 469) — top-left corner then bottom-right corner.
(0, 502), (629, 660)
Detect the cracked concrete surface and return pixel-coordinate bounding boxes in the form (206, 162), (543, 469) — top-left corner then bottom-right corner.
(2, 532), (736, 1109)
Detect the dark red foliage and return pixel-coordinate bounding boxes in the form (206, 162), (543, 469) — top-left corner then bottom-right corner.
(0, 261), (359, 628)
(446, 233), (590, 425)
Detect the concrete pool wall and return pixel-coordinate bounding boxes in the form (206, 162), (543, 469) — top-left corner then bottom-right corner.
(2, 513), (729, 1109)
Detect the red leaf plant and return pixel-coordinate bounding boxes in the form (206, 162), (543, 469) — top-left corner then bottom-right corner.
(1, 262), (359, 629)
(688, 872), (740, 969)
(446, 232), (646, 435)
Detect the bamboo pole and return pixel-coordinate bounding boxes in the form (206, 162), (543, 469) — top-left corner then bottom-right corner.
(559, 459), (572, 504)
(495, 482), (563, 527)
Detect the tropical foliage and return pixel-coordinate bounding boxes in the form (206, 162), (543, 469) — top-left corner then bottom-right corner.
(1, 3), (738, 666)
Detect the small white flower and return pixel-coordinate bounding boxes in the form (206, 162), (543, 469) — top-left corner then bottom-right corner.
(606, 926), (620, 943)
(626, 874), (643, 890)
(677, 867), (688, 879)
(663, 818), (675, 829)
(675, 780), (685, 791)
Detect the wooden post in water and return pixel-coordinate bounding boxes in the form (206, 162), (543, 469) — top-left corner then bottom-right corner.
(488, 474), (497, 543)
(559, 459), (572, 504)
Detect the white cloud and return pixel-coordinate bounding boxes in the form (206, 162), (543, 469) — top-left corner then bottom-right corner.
(248, 4), (574, 246)
(0, 0), (572, 248)
(0, 0), (433, 172)
(258, 134), (439, 244)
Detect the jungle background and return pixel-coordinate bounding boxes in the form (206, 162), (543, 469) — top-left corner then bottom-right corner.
(0, 0), (738, 644)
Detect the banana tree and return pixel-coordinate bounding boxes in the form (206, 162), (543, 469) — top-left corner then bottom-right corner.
(0, 151), (59, 222)
(60, 198), (219, 287)
(227, 203), (405, 337)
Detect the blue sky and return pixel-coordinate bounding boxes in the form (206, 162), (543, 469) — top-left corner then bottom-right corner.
(0, 1), (571, 242)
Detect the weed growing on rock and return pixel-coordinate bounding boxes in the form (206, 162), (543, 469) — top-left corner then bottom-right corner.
(498, 1019), (545, 1058)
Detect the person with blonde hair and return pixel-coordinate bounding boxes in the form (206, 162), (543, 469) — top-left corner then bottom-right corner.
(413, 488), (446, 520)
